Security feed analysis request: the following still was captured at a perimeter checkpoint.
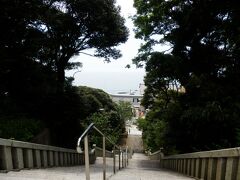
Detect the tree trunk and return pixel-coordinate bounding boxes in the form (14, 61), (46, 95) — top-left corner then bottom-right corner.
(56, 64), (65, 95)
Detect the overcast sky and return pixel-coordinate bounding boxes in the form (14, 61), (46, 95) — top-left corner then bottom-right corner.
(66, 0), (146, 94)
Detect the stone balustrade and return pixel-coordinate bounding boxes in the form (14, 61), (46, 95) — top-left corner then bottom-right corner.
(149, 150), (164, 160)
(95, 146), (114, 158)
(0, 138), (96, 172)
(161, 147), (240, 180)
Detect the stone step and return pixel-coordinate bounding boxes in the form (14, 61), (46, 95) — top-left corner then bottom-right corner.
(109, 167), (195, 180)
(0, 157), (116, 180)
(0, 154), (194, 180)
(109, 153), (194, 180)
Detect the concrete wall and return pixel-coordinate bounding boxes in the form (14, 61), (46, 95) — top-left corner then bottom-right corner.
(0, 138), (96, 172)
(161, 147), (240, 180)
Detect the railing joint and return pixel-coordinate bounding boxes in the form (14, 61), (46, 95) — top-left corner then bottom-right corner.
(77, 123), (128, 180)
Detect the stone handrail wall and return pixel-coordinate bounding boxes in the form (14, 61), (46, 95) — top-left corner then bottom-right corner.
(95, 147), (113, 158)
(149, 150), (164, 160)
(160, 147), (240, 180)
(95, 146), (132, 159)
(0, 138), (96, 172)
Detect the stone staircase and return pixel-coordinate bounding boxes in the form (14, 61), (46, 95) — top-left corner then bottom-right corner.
(109, 153), (194, 180)
(0, 157), (116, 180)
(0, 153), (194, 180)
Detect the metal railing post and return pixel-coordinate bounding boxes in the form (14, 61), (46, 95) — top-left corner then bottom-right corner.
(84, 136), (90, 180)
(113, 146), (116, 173)
(122, 149), (124, 168)
(103, 136), (106, 180)
(126, 146), (128, 166)
(77, 123), (125, 180)
(119, 148), (121, 169)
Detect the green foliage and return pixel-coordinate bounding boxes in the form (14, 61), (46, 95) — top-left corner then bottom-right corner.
(75, 87), (126, 149)
(0, 116), (44, 141)
(0, 0), (128, 102)
(137, 115), (167, 153)
(137, 118), (147, 131)
(134, 0), (240, 153)
(50, 86), (125, 148)
(47, 86), (117, 148)
(0, 0), (128, 148)
(76, 86), (117, 118)
(116, 101), (133, 122)
(38, 0), (129, 92)
(85, 111), (122, 150)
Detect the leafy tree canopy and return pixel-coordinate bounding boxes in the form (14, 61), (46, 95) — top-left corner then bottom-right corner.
(0, 0), (128, 148)
(0, 0), (129, 96)
(116, 101), (133, 122)
(133, 0), (240, 153)
(39, 0), (129, 91)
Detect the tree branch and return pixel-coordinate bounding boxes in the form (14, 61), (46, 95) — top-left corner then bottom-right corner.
(79, 52), (95, 57)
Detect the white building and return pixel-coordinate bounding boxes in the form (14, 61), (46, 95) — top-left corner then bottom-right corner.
(139, 83), (146, 96)
(110, 93), (144, 118)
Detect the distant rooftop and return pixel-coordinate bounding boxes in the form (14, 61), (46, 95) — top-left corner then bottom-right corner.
(109, 93), (143, 98)
(107, 89), (142, 96)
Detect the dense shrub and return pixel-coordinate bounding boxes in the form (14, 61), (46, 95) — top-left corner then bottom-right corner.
(0, 116), (44, 141)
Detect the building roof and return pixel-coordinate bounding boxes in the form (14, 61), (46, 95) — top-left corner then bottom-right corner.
(109, 93), (143, 98)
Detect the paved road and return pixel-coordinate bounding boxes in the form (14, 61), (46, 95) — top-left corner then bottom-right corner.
(109, 153), (194, 180)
